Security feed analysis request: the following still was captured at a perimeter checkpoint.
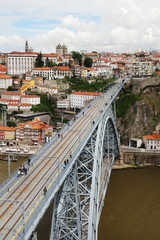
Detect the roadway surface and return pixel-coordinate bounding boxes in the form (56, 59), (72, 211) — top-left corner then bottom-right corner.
(0, 80), (124, 240)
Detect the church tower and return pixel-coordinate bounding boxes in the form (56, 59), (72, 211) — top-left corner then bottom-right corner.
(25, 41), (29, 52)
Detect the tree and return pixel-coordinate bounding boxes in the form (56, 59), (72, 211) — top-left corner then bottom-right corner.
(35, 52), (44, 68)
(84, 57), (93, 68)
(45, 57), (50, 67)
(7, 120), (16, 127)
(72, 51), (82, 66)
(7, 86), (14, 91)
(155, 68), (160, 72)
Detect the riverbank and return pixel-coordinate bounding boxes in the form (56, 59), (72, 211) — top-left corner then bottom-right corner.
(112, 163), (160, 170)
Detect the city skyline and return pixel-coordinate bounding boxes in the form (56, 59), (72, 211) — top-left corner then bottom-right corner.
(0, 0), (160, 53)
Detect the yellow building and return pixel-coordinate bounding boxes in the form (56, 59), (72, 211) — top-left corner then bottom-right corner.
(21, 80), (35, 93)
(3, 127), (15, 140)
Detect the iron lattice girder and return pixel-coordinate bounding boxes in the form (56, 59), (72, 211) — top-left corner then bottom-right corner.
(50, 103), (120, 240)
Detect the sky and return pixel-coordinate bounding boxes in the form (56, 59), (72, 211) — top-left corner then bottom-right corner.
(0, 0), (160, 53)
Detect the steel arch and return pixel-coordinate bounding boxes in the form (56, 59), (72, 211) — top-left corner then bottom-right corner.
(50, 103), (120, 240)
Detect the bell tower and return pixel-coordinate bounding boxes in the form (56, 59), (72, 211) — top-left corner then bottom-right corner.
(25, 40), (29, 52)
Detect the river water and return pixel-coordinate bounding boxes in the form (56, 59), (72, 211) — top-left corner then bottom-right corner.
(1, 160), (160, 240)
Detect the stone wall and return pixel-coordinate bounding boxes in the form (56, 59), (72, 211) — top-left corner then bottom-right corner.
(132, 77), (160, 93)
(121, 151), (160, 165)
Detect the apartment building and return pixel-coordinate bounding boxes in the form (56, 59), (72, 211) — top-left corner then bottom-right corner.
(32, 66), (72, 79)
(1, 92), (22, 100)
(132, 61), (153, 77)
(7, 51), (38, 75)
(143, 133), (160, 150)
(42, 54), (58, 65)
(0, 74), (12, 89)
(15, 118), (53, 144)
(84, 53), (99, 60)
(94, 65), (113, 78)
(7, 103), (32, 111)
(0, 126), (15, 140)
(21, 95), (40, 105)
(57, 99), (70, 109)
(34, 84), (58, 94)
(70, 91), (102, 109)
(0, 92), (40, 108)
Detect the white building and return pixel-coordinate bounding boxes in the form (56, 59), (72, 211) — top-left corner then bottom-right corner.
(7, 103), (32, 111)
(7, 51), (38, 75)
(21, 95), (40, 105)
(42, 54), (58, 65)
(0, 92), (40, 107)
(1, 92), (22, 100)
(32, 66), (72, 79)
(70, 91), (102, 109)
(94, 65), (113, 78)
(0, 74), (12, 89)
(132, 61), (153, 77)
(0, 99), (20, 105)
(57, 99), (70, 109)
(143, 133), (160, 150)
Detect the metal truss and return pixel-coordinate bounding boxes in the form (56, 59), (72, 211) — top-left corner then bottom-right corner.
(50, 102), (120, 240)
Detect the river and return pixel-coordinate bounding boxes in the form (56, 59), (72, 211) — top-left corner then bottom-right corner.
(1, 160), (160, 240)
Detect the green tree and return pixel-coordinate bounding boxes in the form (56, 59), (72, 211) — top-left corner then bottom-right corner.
(7, 86), (14, 91)
(7, 121), (16, 127)
(155, 68), (160, 72)
(72, 51), (82, 66)
(84, 57), (93, 68)
(45, 57), (50, 67)
(49, 60), (56, 68)
(35, 52), (44, 68)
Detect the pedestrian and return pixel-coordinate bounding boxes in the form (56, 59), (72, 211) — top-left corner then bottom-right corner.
(64, 160), (66, 166)
(43, 186), (47, 196)
(70, 153), (72, 159)
(61, 134), (63, 138)
(28, 158), (30, 166)
(58, 133), (60, 138)
(67, 159), (69, 164)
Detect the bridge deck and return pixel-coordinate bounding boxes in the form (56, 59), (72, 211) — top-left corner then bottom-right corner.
(0, 81), (124, 240)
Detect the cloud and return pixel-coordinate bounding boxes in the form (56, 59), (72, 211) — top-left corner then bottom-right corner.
(1, 0), (160, 52)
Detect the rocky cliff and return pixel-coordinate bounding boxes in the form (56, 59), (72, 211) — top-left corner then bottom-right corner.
(117, 79), (160, 145)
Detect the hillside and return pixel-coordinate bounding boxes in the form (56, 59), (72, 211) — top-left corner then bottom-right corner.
(116, 80), (160, 145)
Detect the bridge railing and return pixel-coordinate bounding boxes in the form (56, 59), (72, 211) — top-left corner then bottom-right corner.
(0, 82), (124, 197)
(12, 105), (101, 239)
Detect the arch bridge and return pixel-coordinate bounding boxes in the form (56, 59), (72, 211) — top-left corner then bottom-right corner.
(0, 80), (125, 240)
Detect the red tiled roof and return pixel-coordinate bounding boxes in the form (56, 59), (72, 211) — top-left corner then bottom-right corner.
(85, 53), (99, 56)
(33, 67), (51, 70)
(20, 103), (32, 106)
(0, 125), (15, 131)
(71, 91), (102, 96)
(42, 54), (57, 57)
(52, 66), (70, 70)
(0, 99), (20, 102)
(9, 51), (38, 55)
(21, 95), (40, 98)
(2, 92), (21, 95)
(0, 74), (11, 79)
(144, 133), (160, 140)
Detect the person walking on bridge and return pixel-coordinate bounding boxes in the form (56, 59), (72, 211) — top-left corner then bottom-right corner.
(43, 186), (47, 196)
